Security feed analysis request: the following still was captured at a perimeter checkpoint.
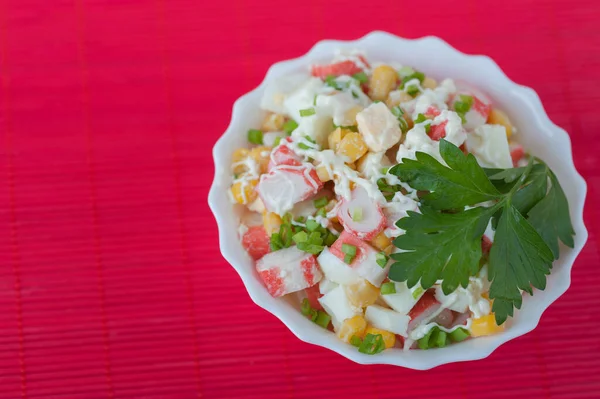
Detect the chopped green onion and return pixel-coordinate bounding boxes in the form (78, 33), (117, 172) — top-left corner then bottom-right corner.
(425, 123), (431, 134)
(301, 298), (318, 322)
(308, 232), (323, 245)
(233, 173), (239, 179)
(306, 219), (320, 232)
(325, 75), (343, 90)
(324, 232), (338, 247)
(297, 242), (325, 255)
(314, 197), (328, 208)
(376, 252), (389, 268)
(380, 282), (396, 295)
(300, 108), (316, 117)
(417, 327), (436, 350)
(338, 125), (358, 132)
(398, 66), (415, 78)
(295, 216), (306, 223)
(279, 223), (293, 248)
(282, 120), (298, 135)
(398, 117), (409, 133)
(414, 113), (427, 124)
(292, 231), (308, 244)
(458, 112), (467, 124)
(316, 207), (327, 218)
(247, 129), (263, 145)
(381, 167), (390, 174)
(344, 254), (355, 264)
(449, 327), (470, 343)
(406, 84), (420, 97)
(351, 207), (363, 222)
(373, 100), (382, 103)
(314, 311), (331, 329)
(342, 243), (357, 256)
(282, 212), (293, 224)
(358, 333), (385, 355)
(411, 286), (424, 299)
(391, 105), (405, 118)
(431, 329), (448, 348)
(350, 335), (362, 348)
(352, 71), (368, 84)
(459, 94), (474, 107)
(270, 233), (283, 251)
(298, 135), (317, 150)
(273, 136), (282, 147)
(313, 94), (318, 106)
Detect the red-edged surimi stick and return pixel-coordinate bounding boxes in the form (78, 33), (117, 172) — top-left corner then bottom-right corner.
(311, 55), (369, 79)
(337, 187), (386, 241)
(326, 230), (388, 287)
(408, 291), (441, 332)
(256, 246), (323, 297)
(257, 165), (323, 215)
(268, 138), (302, 171)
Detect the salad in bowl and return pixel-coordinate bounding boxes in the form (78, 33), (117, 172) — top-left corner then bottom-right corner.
(210, 33), (587, 367)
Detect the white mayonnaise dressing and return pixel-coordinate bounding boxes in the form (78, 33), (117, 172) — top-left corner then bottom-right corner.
(229, 156), (261, 204)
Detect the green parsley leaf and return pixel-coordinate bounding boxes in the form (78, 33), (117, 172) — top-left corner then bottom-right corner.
(527, 170), (575, 258)
(390, 139), (502, 210)
(489, 204), (554, 324)
(391, 206), (494, 293)
(388, 140), (575, 325)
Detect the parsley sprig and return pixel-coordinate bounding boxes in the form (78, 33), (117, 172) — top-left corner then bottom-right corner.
(388, 140), (575, 325)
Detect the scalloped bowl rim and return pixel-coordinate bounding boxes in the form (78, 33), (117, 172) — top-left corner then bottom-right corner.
(208, 31), (588, 369)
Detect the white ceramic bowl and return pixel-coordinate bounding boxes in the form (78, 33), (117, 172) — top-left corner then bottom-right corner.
(208, 31), (588, 369)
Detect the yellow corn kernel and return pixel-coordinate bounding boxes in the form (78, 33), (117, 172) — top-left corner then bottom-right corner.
(250, 146), (271, 174)
(421, 76), (438, 90)
(487, 108), (513, 138)
(337, 132), (368, 163)
(263, 212), (282, 235)
(232, 148), (250, 174)
(370, 231), (391, 252)
(327, 127), (350, 151)
(230, 179), (258, 205)
(386, 91), (413, 108)
(337, 315), (368, 343)
(316, 164), (333, 182)
(470, 314), (505, 337)
(369, 65), (398, 102)
(345, 280), (380, 308)
(364, 326), (396, 349)
(261, 113), (285, 132)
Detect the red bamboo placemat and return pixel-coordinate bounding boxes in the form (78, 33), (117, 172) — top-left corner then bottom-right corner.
(0, 0), (599, 397)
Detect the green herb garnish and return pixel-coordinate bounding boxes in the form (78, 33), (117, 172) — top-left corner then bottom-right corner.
(358, 333), (385, 355)
(247, 129), (263, 144)
(282, 120), (298, 135)
(388, 139), (574, 325)
(300, 108), (316, 117)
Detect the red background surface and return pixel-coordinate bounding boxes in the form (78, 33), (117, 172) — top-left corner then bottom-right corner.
(0, 0), (599, 398)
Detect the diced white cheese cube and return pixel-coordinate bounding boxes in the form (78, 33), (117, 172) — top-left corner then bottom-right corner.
(434, 286), (470, 313)
(316, 247), (361, 285)
(260, 73), (309, 115)
(365, 305), (410, 337)
(356, 102), (402, 152)
(381, 282), (425, 314)
(466, 124), (512, 168)
(356, 151), (391, 180)
(318, 285), (362, 330)
(256, 247), (322, 297)
(316, 91), (362, 127)
(292, 113), (333, 149)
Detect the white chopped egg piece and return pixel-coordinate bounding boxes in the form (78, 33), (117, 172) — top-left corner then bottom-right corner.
(256, 247), (323, 297)
(292, 113), (333, 149)
(283, 77), (325, 121)
(356, 102), (402, 152)
(316, 91), (362, 127)
(329, 230), (389, 287)
(260, 73), (309, 115)
(257, 165), (322, 216)
(381, 282), (425, 315)
(466, 124), (513, 168)
(318, 285), (362, 330)
(262, 131), (287, 147)
(396, 125), (441, 163)
(365, 305), (410, 337)
(356, 151), (391, 180)
(317, 247), (361, 285)
(319, 278), (339, 295)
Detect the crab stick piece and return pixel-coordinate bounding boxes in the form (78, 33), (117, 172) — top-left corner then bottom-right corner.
(256, 246), (323, 297)
(257, 165), (322, 215)
(337, 187), (386, 241)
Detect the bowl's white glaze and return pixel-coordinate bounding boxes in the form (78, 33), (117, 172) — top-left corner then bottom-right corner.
(208, 31), (588, 369)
